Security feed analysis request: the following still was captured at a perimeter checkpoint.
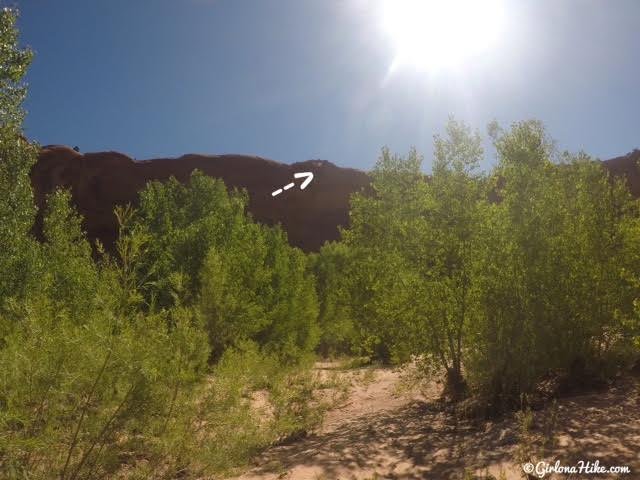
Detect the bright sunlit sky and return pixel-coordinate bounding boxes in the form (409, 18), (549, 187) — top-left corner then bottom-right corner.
(14, 0), (640, 171)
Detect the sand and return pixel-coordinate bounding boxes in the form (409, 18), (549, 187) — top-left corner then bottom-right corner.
(231, 363), (640, 480)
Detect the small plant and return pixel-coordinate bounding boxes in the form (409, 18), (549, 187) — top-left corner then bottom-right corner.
(515, 406), (535, 478)
(514, 399), (559, 480)
(539, 400), (559, 458)
(358, 367), (378, 387)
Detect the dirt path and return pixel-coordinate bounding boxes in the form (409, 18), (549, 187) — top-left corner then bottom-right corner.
(233, 364), (640, 480)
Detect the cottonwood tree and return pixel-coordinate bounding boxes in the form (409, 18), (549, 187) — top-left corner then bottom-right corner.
(0, 8), (39, 304)
(339, 120), (487, 397)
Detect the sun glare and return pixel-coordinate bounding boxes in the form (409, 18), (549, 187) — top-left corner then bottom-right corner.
(381, 0), (505, 73)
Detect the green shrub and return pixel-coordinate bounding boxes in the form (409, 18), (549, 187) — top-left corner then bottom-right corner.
(127, 171), (319, 363)
(0, 8), (39, 307)
(132, 171), (248, 308)
(312, 242), (358, 356)
(40, 189), (99, 320)
(319, 119), (640, 406)
(468, 122), (638, 406)
(0, 8), (326, 479)
(138, 341), (322, 478)
(0, 299), (209, 479)
(198, 224), (319, 363)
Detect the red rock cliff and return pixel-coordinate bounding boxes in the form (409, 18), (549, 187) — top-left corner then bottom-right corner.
(30, 146), (639, 252)
(31, 146), (371, 251)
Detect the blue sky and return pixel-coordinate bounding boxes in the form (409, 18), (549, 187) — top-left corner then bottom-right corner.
(14, 0), (640, 171)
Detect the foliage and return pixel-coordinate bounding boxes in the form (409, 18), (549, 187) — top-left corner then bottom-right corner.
(114, 341), (322, 479)
(0, 193), (322, 478)
(131, 172), (247, 307)
(468, 122), (638, 407)
(0, 11), (321, 475)
(327, 121), (487, 395)
(130, 170), (319, 362)
(1, 6), (639, 478)
(335, 147), (432, 364)
(40, 189), (98, 320)
(0, 8), (38, 305)
(318, 118), (640, 406)
(0, 288), (210, 479)
(312, 242), (358, 356)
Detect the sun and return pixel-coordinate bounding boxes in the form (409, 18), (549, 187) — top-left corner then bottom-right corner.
(381, 0), (505, 73)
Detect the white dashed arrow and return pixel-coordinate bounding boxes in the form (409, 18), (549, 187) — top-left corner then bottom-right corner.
(272, 172), (314, 197)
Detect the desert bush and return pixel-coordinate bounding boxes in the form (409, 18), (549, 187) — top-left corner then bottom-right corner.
(40, 189), (99, 320)
(332, 121), (487, 389)
(319, 118), (640, 407)
(214, 342), (322, 440)
(0, 177), (318, 478)
(0, 8), (325, 479)
(128, 171), (319, 363)
(0, 296), (209, 479)
(131, 171), (248, 307)
(0, 200), (209, 479)
(197, 223), (318, 363)
(467, 121), (638, 407)
(0, 194), (322, 478)
(0, 8), (39, 307)
(132, 341), (323, 478)
(198, 228), (320, 363)
(312, 242), (362, 357)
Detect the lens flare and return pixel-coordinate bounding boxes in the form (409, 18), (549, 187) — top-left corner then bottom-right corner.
(381, 0), (506, 72)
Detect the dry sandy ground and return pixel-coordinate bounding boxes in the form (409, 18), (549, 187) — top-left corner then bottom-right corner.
(231, 363), (640, 480)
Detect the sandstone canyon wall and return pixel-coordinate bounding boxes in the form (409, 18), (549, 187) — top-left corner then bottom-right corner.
(31, 146), (371, 251)
(30, 146), (639, 252)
